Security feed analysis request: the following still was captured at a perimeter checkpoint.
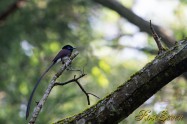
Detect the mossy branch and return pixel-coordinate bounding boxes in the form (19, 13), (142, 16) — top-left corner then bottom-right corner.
(54, 40), (187, 124)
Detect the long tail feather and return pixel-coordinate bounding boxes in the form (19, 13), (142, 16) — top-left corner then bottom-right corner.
(26, 62), (55, 120)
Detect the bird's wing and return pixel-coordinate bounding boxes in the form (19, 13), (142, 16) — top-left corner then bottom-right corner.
(52, 49), (71, 63)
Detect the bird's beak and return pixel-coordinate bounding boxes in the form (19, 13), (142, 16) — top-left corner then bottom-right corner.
(73, 47), (76, 49)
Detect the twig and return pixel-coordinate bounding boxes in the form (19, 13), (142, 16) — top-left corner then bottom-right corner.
(87, 93), (100, 99)
(66, 60), (87, 74)
(109, 44), (158, 55)
(28, 51), (79, 124)
(150, 20), (165, 54)
(54, 74), (86, 86)
(54, 73), (100, 105)
(75, 80), (91, 105)
(66, 66), (83, 74)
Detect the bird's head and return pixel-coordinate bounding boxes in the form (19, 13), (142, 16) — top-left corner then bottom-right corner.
(62, 45), (76, 52)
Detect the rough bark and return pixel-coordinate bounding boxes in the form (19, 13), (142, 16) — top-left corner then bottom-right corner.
(54, 40), (187, 124)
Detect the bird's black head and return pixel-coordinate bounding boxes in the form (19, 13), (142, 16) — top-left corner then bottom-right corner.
(62, 45), (75, 51)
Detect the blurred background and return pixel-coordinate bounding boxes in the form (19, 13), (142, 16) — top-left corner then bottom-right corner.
(0, 0), (187, 124)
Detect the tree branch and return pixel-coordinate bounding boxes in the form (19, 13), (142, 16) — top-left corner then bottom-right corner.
(0, 0), (25, 23)
(93, 0), (176, 47)
(28, 51), (79, 124)
(150, 20), (166, 54)
(109, 45), (158, 55)
(54, 40), (187, 124)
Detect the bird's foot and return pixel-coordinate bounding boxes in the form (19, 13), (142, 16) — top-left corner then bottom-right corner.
(35, 101), (39, 105)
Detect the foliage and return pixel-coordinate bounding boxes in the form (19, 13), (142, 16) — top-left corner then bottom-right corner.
(0, 0), (187, 124)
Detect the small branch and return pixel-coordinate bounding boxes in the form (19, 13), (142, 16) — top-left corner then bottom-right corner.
(66, 61), (87, 74)
(150, 20), (166, 54)
(54, 73), (100, 105)
(54, 74), (86, 86)
(87, 92), (100, 99)
(109, 44), (158, 55)
(75, 80), (91, 105)
(66, 66), (83, 74)
(28, 51), (79, 124)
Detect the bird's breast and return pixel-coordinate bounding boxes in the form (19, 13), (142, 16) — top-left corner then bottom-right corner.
(56, 56), (69, 63)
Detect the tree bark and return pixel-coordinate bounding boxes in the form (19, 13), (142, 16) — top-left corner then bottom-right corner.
(54, 40), (187, 124)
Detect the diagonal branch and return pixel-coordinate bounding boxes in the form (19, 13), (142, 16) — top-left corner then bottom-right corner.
(54, 40), (187, 124)
(28, 51), (79, 124)
(0, 0), (25, 22)
(93, 0), (176, 47)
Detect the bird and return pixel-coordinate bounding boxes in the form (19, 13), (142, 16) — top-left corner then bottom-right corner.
(26, 45), (75, 120)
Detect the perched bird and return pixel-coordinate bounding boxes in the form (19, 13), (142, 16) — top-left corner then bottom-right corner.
(26, 45), (75, 120)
